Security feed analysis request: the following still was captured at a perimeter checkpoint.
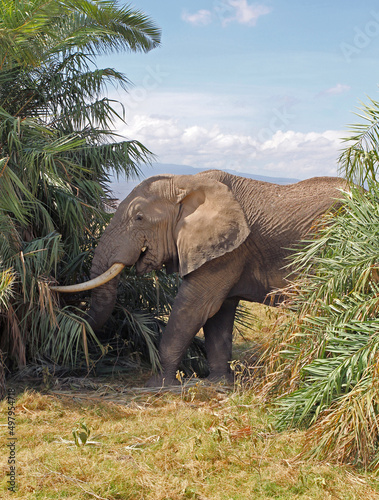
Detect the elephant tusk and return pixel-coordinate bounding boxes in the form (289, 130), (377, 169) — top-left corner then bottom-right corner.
(50, 263), (125, 293)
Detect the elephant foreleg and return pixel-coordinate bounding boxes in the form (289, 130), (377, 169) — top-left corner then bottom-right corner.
(146, 254), (244, 387)
(203, 298), (239, 383)
(146, 274), (232, 387)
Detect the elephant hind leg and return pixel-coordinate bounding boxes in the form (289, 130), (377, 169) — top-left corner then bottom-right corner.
(203, 298), (239, 382)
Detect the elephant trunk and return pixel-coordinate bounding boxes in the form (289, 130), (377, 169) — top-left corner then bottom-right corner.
(86, 277), (120, 332)
(85, 238), (123, 332)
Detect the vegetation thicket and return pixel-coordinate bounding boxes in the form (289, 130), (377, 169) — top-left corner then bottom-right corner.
(0, 0), (176, 389)
(258, 98), (379, 468)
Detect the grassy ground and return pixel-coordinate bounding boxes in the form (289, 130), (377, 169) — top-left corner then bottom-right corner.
(1, 304), (379, 500)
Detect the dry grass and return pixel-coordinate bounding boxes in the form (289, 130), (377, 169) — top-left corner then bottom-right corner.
(1, 303), (379, 499)
(1, 381), (379, 499)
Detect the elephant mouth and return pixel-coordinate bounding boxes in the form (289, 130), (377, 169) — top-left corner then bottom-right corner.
(136, 245), (155, 275)
(136, 245), (148, 265)
(140, 245), (148, 258)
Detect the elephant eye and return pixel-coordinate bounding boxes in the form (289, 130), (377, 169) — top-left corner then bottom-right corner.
(135, 213), (143, 221)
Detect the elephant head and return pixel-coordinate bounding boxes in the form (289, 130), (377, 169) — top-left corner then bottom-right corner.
(52, 173), (250, 331)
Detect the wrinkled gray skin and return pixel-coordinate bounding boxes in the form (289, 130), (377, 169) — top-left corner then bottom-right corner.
(88, 170), (346, 386)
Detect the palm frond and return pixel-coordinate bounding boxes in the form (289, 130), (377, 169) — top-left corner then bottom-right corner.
(0, 0), (161, 69)
(258, 184), (379, 466)
(339, 97), (379, 185)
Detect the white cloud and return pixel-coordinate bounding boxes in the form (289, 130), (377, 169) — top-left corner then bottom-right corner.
(318, 83), (351, 97)
(117, 89), (267, 136)
(118, 114), (343, 180)
(224, 0), (272, 27)
(182, 9), (212, 26)
(182, 2), (271, 28)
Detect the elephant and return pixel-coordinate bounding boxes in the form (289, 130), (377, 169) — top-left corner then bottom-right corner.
(51, 169), (347, 386)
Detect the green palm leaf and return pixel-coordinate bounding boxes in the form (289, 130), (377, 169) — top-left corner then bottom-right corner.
(339, 97), (379, 185)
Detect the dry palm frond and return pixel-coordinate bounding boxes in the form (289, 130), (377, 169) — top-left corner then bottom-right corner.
(0, 261), (15, 313)
(302, 360), (379, 468)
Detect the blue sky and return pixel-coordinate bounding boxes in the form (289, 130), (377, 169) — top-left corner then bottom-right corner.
(102, 1), (379, 179)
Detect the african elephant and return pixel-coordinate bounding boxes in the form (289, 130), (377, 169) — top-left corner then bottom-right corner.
(52, 170), (346, 386)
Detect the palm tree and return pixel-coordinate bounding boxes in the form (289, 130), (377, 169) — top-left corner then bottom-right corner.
(258, 96), (379, 468)
(0, 0), (172, 386)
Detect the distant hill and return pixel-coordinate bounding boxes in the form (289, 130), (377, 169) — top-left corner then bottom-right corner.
(109, 163), (299, 199)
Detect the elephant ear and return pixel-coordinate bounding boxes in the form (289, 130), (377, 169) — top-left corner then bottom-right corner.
(173, 175), (249, 276)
